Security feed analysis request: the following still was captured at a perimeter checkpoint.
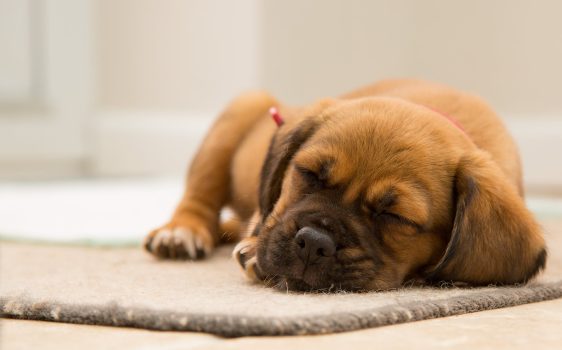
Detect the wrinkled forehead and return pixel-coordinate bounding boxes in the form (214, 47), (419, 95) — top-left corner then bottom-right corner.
(296, 114), (430, 177)
(293, 140), (431, 225)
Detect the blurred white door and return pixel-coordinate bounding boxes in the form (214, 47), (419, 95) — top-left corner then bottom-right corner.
(0, 0), (94, 178)
(0, 0), (34, 101)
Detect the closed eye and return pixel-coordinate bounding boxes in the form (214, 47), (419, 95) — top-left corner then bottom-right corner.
(296, 166), (326, 189)
(374, 211), (423, 232)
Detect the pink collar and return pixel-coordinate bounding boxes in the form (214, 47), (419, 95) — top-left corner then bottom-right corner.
(421, 105), (467, 135)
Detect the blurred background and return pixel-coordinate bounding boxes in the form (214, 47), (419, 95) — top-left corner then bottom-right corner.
(1, 0), (561, 243)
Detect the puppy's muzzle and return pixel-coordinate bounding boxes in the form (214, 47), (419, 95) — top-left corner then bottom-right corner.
(294, 227), (336, 264)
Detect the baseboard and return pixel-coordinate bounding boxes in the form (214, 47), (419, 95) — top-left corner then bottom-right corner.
(90, 111), (215, 176)
(0, 158), (86, 180)
(504, 118), (562, 193)
(91, 112), (562, 192)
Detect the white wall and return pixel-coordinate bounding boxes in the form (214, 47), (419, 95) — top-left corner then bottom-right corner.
(92, 0), (562, 191)
(98, 1), (562, 117)
(97, 0), (262, 113)
(261, 0), (562, 118)
(1, 0), (561, 190)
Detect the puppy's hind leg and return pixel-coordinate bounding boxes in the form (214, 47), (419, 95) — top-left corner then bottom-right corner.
(218, 214), (243, 244)
(144, 91), (278, 260)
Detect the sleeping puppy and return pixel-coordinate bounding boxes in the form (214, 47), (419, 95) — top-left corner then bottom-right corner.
(144, 79), (547, 291)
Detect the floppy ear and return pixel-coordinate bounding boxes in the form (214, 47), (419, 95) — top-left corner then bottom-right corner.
(258, 117), (321, 219)
(427, 150), (547, 285)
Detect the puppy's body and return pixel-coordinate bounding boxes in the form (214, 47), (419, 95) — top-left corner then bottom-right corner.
(145, 79), (545, 291)
(231, 80), (522, 218)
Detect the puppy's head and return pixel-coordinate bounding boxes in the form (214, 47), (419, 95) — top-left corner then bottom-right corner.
(252, 98), (546, 292)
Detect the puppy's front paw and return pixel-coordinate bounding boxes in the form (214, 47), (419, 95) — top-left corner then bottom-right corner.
(144, 221), (213, 260)
(233, 237), (261, 282)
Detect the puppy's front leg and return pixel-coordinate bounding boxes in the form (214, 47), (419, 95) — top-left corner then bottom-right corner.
(144, 91), (277, 260)
(232, 211), (263, 281)
(233, 236), (261, 281)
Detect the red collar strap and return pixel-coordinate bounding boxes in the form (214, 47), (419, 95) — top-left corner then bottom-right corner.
(269, 107), (284, 127)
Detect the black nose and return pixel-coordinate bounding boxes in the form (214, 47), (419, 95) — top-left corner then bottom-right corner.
(294, 227), (336, 264)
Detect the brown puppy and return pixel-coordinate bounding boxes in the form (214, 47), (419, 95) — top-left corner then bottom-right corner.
(144, 79), (547, 291)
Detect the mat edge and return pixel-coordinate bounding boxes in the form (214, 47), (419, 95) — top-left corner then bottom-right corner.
(2, 282), (562, 337)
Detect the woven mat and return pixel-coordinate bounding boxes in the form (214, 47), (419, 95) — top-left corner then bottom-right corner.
(2, 220), (562, 337)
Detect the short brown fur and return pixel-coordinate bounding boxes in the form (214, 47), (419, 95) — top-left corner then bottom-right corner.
(145, 79), (546, 291)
